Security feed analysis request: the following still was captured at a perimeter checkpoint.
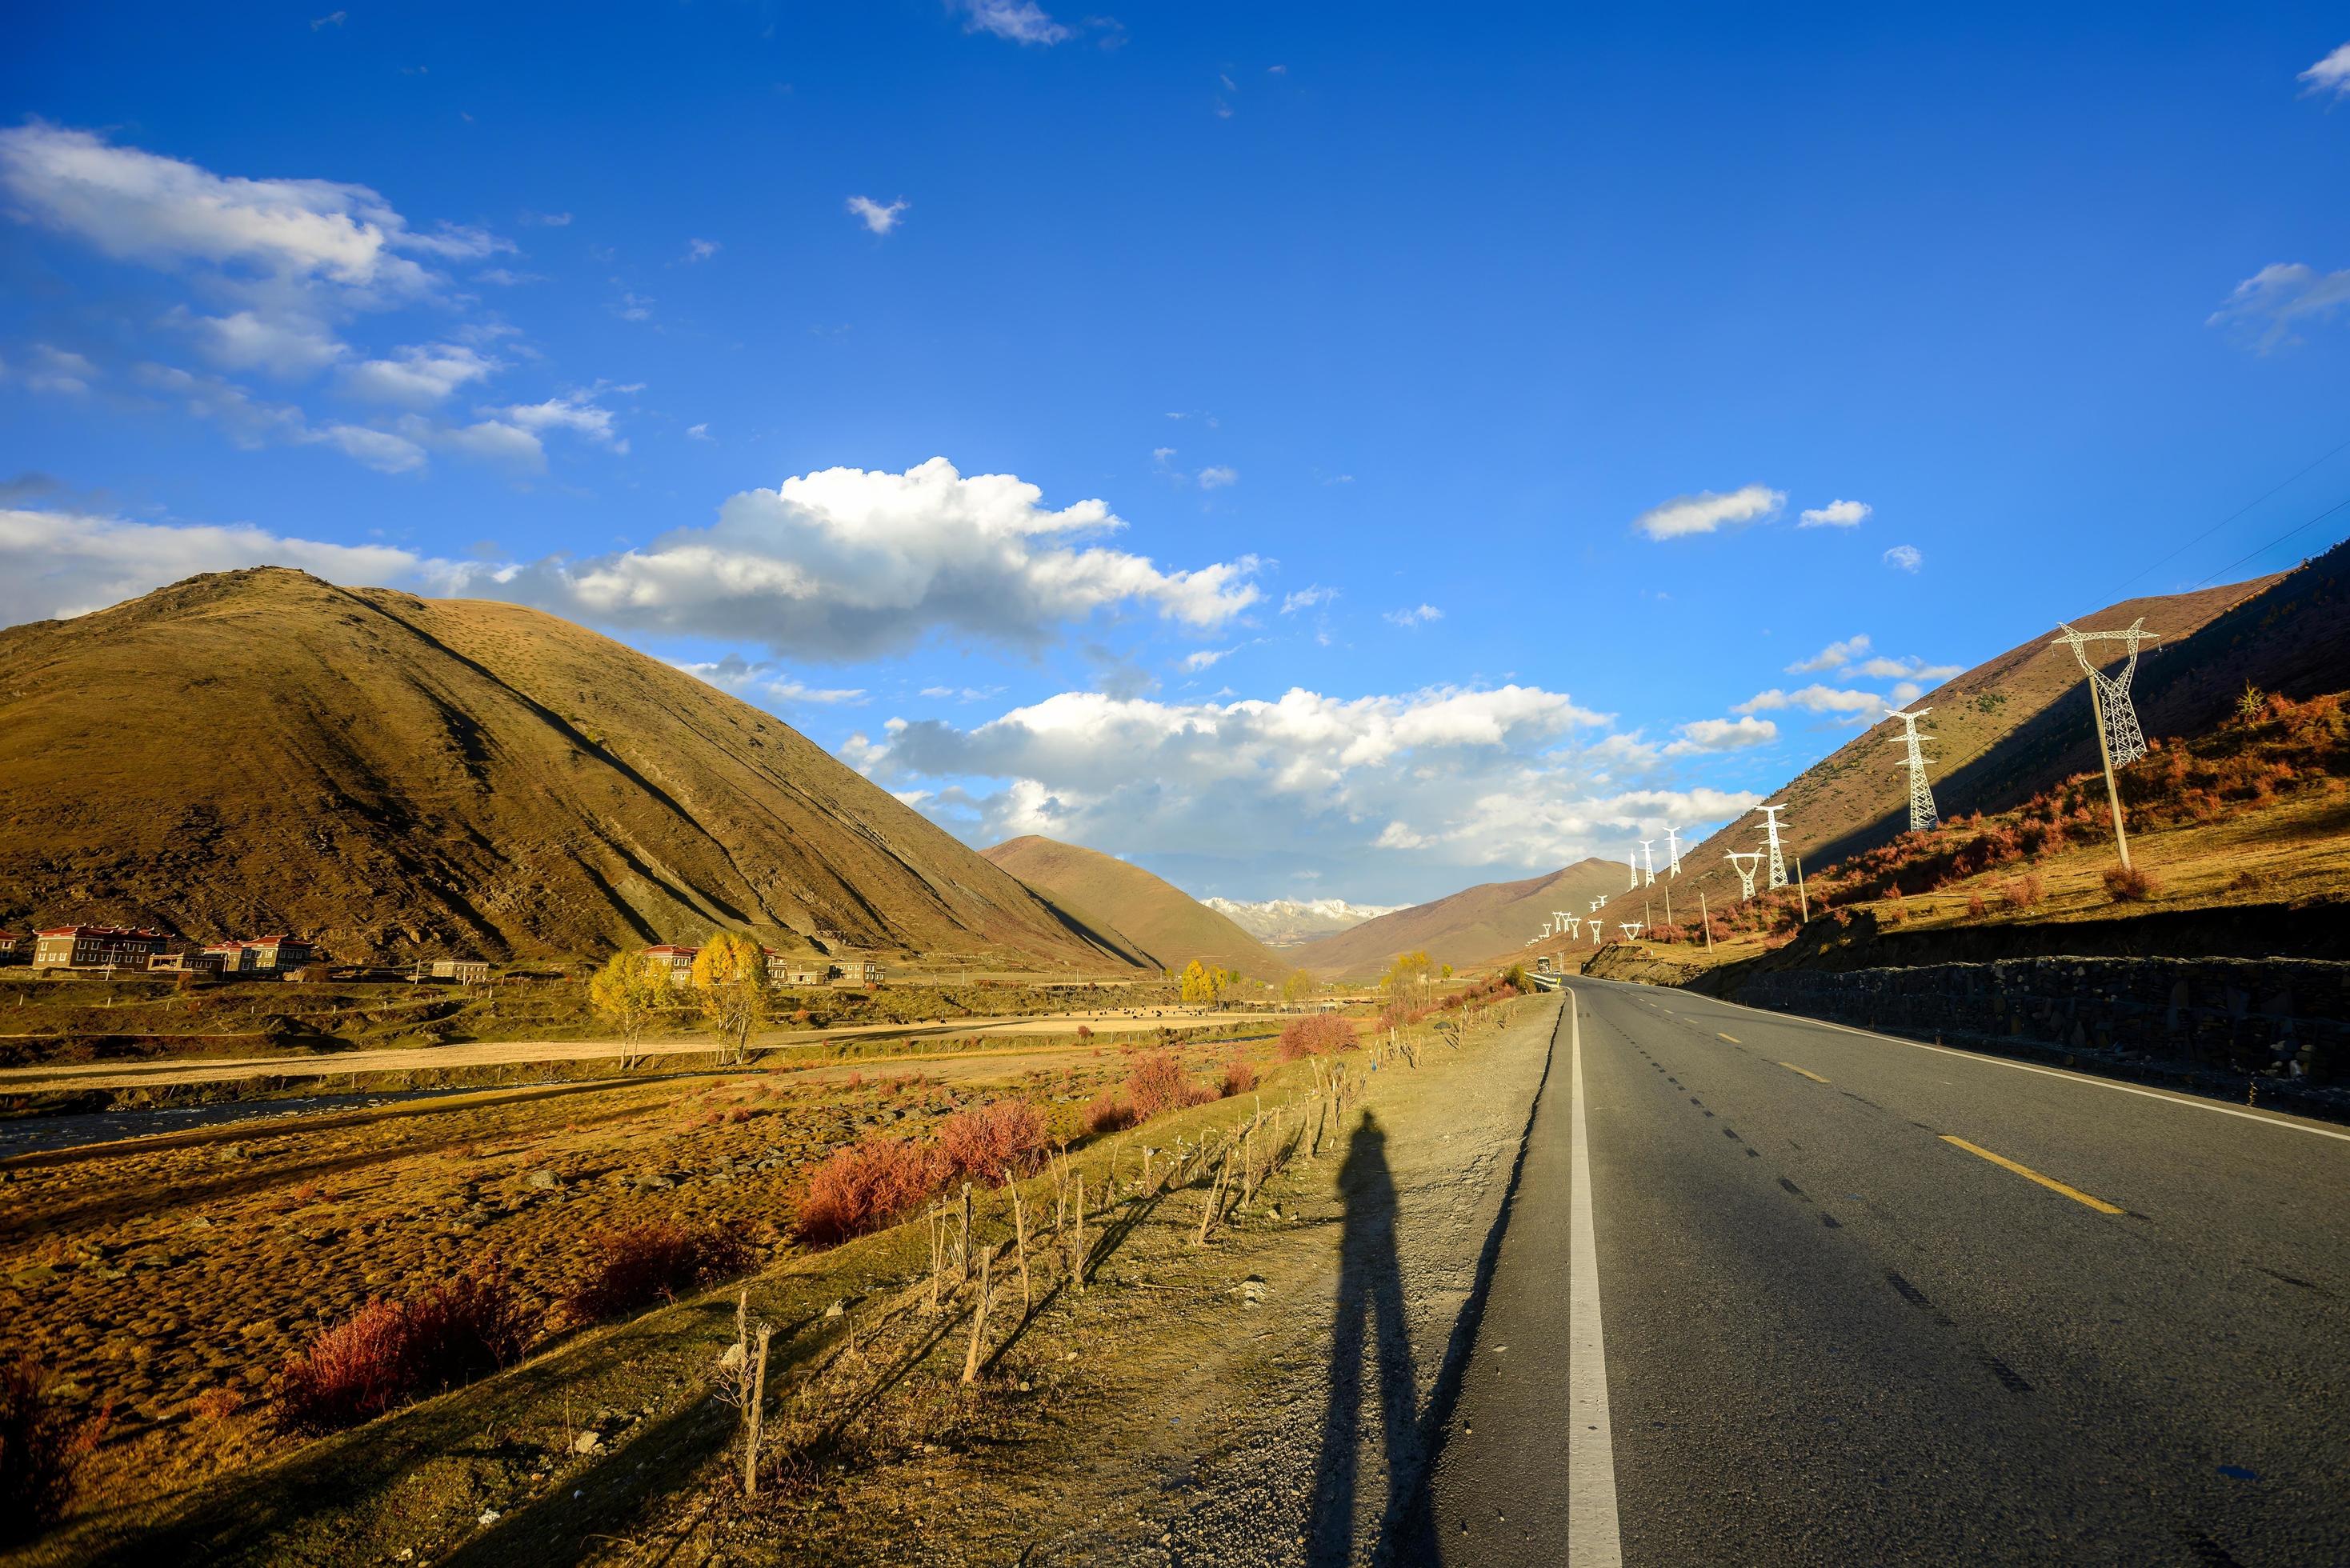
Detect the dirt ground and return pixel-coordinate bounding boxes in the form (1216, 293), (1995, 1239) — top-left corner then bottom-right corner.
(3, 994), (1552, 1567)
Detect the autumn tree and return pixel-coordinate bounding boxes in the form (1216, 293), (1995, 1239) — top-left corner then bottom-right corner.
(1179, 958), (1220, 1006)
(1380, 950), (1435, 1009)
(691, 933), (769, 1063)
(588, 950), (674, 1069)
(1280, 969), (1315, 1006)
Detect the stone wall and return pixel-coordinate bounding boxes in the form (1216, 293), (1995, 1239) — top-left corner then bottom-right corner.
(1733, 955), (2348, 1087)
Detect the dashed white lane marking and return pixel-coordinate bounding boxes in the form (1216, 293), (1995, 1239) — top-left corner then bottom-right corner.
(1567, 998), (1624, 1566)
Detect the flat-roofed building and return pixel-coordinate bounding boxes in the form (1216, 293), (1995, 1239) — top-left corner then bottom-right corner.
(33, 926), (169, 970)
(430, 958), (492, 984)
(644, 943), (701, 979)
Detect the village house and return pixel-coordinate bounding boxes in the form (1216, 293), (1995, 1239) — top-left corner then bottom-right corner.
(201, 935), (318, 975)
(643, 943), (700, 980)
(832, 956), (885, 987)
(430, 958), (492, 984)
(32, 926), (169, 970)
(148, 947), (228, 976)
(0, 930), (30, 966)
(765, 949), (827, 986)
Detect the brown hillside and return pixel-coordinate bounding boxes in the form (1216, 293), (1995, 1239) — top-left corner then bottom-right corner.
(0, 569), (1146, 969)
(1576, 554), (2347, 940)
(979, 836), (1290, 978)
(1291, 858), (1623, 979)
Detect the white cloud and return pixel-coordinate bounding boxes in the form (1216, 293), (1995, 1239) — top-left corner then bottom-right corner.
(1854, 654), (1963, 682)
(178, 309), (348, 377)
(342, 342), (499, 406)
(960, 0), (1071, 44)
(686, 422), (712, 442)
(1664, 715), (1778, 755)
(1181, 647), (1235, 673)
(0, 505), (420, 624)
(1735, 684), (1890, 718)
(853, 682), (1755, 891)
(434, 456), (1262, 661)
(684, 238), (719, 262)
(2208, 262), (2350, 351)
(310, 423), (426, 474)
(1883, 544), (1923, 572)
(6, 344), (99, 395)
(846, 195), (909, 235)
(1280, 584), (1337, 614)
(1798, 498), (1871, 529)
(1788, 634), (1868, 674)
(677, 655), (864, 706)
(2301, 42), (2350, 97)
(614, 291), (654, 322)
(1383, 603), (1442, 627)
(311, 10), (346, 29)
(491, 391), (623, 450)
(1197, 465), (1238, 490)
(1633, 483), (1785, 540)
(436, 418), (544, 470)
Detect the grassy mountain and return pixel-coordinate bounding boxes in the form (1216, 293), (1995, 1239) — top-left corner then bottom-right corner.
(1576, 549), (2349, 939)
(1289, 858), (1624, 979)
(0, 569), (1145, 970)
(980, 836), (1291, 978)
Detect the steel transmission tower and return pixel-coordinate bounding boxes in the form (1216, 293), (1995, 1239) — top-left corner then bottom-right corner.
(1884, 708), (1941, 832)
(1627, 847), (1638, 890)
(2052, 618), (2160, 870)
(1726, 850), (1761, 899)
(1756, 804), (1789, 890)
(1665, 825), (1683, 877)
(1618, 922), (1643, 941)
(1639, 839), (1656, 886)
(1589, 898), (1605, 913)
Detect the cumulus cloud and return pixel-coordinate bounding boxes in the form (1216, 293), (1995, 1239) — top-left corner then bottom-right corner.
(1883, 544), (1923, 572)
(5, 345), (99, 396)
(2301, 42), (2350, 97)
(1383, 603), (1442, 628)
(1633, 483), (1785, 540)
(846, 195), (909, 235)
(1735, 684), (1890, 718)
(492, 391), (625, 450)
(1788, 634), (1869, 674)
(342, 342), (499, 406)
(0, 505), (420, 625)
(1664, 715), (1778, 755)
(851, 682), (1755, 889)
(1854, 654), (1963, 682)
(1798, 498), (1871, 529)
(960, 0), (1072, 44)
(1181, 647), (1235, 673)
(676, 654), (864, 706)
(433, 456), (1261, 661)
(2208, 262), (2350, 352)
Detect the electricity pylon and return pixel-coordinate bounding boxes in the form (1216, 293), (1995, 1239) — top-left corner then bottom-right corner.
(1639, 838), (1655, 886)
(2051, 618), (2160, 872)
(1589, 897), (1604, 913)
(1884, 708), (1940, 832)
(1626, 848), (1638, 891)
(1618, 922), (1643, 941)
(1664, 825), (1683, 877)
(1567, 917), (1582, 938)
(1757, 804), (1789, 889)
(1726, 850), (1761, 899)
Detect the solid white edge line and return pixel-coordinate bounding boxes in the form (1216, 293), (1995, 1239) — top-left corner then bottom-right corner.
(1567, 997), (1625, 1566)
(1567, 976), (2350, 1146)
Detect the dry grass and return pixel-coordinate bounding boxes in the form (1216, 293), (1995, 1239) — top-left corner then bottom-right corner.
(1, 1358), (108, 1543)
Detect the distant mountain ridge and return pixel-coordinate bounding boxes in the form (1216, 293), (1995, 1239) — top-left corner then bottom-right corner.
(1200, 896), (1403, 948)
(1289, 858), (1624, 978)
(0, 569), (1145, 970)
(981, 836), (1291, 978)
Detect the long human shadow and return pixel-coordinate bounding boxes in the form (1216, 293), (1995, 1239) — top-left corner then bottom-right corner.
(1307, 1111), (1419, 1567)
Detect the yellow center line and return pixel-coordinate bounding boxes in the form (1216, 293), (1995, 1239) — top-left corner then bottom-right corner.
(1716, 1032), (1739, 1043)
(1940, 1136), (2124, 1214)
(1777, 1062), (1829, 1083)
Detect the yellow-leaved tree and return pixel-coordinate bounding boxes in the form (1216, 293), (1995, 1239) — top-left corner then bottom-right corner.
(1280, 968), (1315, 1006)
(1179, 958), (1227, 1007)
(1380, 949), (1435, 1010)
(690, 932), (768, 1063)
(587, 950), (674, 1069)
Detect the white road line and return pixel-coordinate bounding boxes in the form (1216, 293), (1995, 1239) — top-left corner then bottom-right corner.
(1567, 998), (1624, 1566)
(1579, 979), (2350, 1146)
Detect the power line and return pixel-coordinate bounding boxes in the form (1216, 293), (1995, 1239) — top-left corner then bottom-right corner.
(2187, 492), (2350, 590)
(2115, 430), (2350, 597)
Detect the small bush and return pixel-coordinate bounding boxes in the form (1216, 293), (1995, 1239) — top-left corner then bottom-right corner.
(562, 1222), (753, 1322)
(2000, 874), (2045, 911)
(1965, 893), (1988, 919)
(1075, 1024), (1093, 1040)
(2102, 866), (2161, 902)
(0, 1360), (108, 1542)
(1083, 1089), (1136, 1135)
(1276, 1013), (1359, 1060)
(1220, 1055), (1258, 1098)
(939, 1100), (1051, 1183)
(274, 1273), (531, 1433)
(794, 1138), (939, 1246)
(2228, 867), (2268, 894)
(1125, 1051), (1191, 1120)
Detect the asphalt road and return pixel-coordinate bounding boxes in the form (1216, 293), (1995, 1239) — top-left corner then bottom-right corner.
(1423, 978), (2350, 1566)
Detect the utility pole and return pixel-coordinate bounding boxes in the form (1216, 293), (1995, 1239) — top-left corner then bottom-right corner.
(1757, 804), (1789, 890)
(1883, 709), (1941, 832)
(1699, 889), (1712, 952)
(1663, 883), (1673, 931)
(1796, 856), (1808, 922)
(2051, 619), (2158, 873)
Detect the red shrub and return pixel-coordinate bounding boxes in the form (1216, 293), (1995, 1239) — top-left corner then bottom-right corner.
(1965, 893), (1988, 918)
(1075, 1024), (1093, 1040)
(1220, 1055), (1258, 1098)
(0, 1360), (108, 1542)
(794, 1136), (940, 1246)
(274, 1273), (531, 1433)
(2102, 866), (2161, 902)
(562, 1222), (753, 1322)
(1125, 1050), (1191, 1120)
(1083, 1089), (1136, 1135)
(2000, 874), (2046, 911)
(1279, 1013), (1359, 1059)
(939, 1100), (1051, 1183)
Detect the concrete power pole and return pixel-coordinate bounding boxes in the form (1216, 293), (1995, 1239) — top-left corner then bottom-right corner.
(1884, 708), (1941, 832)
(1757, 804), (1790, 890)
(2051, 619), (2158, 873)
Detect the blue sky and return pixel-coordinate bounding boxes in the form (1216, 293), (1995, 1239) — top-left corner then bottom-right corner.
(5, 4), (2349, 905)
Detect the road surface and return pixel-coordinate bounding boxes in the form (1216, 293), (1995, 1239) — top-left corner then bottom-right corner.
(1423, 977), (2350, 1566)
